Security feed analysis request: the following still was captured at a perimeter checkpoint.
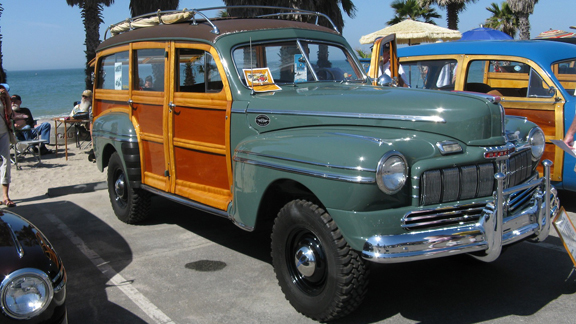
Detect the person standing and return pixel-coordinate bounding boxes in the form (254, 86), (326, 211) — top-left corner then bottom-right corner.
(0, 84), (16, 207)
(11, 94), (53, 154)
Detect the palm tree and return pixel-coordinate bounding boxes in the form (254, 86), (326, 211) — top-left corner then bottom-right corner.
(419, 0), (477, 30)
(484, 2), (517, 38)
(222, 0), (356, 33)
(388, 0), (441, 26)
(66, 0), (115, 89)
(507, 0), (538, 40)
(129, 0), (179, 17)
(0, 3), (6, 83)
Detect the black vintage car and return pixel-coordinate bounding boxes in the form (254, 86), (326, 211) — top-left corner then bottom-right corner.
(0, 210), (67, 324)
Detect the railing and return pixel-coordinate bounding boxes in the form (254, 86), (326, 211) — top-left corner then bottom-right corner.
(104, 6), (340, 40)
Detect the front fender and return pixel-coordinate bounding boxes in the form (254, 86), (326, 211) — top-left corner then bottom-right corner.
(230, 126), (452, 229)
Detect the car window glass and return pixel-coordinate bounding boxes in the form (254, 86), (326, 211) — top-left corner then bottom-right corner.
(177, 49), (223, 93)
(135, 48), (165, 92)
(465, 60), (551, 98)
(552, 59), (576, 97)
(96, 51), (129, 90)
(402, 59), (457, 90)
(232, 40), (362, 85)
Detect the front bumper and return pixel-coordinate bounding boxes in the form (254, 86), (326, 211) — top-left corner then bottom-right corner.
(362, 160), (560, 263)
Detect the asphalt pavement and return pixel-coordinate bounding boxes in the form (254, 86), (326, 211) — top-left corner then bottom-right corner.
(10, 184), (576, 324)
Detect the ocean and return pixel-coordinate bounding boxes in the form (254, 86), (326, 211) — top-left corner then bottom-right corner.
(5, 68), (88, 119)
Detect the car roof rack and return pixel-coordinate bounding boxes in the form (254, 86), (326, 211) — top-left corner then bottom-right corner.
(104, 6), (340, 39)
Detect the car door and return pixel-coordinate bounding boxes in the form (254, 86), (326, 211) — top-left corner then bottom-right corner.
(131, 42), (171, 191)
(368, 34), (399, 86)
(167, 43), (233, 210)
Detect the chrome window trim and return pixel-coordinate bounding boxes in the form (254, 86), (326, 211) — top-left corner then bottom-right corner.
(235, 149), (376, 172)
(245, 109), (445, 123)
(233, 156), (375, 183)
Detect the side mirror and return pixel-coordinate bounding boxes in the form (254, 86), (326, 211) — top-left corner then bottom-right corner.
(378, 74), (399, 87)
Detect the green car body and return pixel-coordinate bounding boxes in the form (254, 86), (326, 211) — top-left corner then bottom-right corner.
(91, 7), (560, 321)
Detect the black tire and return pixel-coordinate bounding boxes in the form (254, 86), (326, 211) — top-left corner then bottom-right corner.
(107, 152), (151, 224)
(271, 200), (369, 321)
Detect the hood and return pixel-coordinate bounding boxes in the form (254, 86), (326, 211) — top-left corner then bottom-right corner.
(243, 83), (505, 146)
(0, 211), (63, 280)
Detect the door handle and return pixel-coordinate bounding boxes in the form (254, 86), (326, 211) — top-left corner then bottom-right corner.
(169, 102), (175, 113)
(128, 99), (135, 110)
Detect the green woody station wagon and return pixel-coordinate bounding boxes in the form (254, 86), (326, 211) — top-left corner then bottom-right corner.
(91, 6), (560, 321)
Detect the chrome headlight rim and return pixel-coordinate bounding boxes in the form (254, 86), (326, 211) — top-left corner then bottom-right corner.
(376, 151), (408, 195)
(0, 268), (54, 320)
(528, 127), (545, 161)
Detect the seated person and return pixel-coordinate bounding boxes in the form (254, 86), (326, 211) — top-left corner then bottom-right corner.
(11, 94), (53, 154)
(70, 90), (92, 119)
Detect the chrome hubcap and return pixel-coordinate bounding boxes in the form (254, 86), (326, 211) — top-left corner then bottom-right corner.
(114, 173), (125, 199)
(295, 246), (316, 278)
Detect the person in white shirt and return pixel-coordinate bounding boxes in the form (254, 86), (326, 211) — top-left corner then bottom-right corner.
(70, 90), (92, 118)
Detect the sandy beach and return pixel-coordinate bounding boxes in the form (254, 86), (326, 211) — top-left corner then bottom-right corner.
(8, 118), (106, 201)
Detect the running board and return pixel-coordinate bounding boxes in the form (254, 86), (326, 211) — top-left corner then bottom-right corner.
(141, 184), (230, 219)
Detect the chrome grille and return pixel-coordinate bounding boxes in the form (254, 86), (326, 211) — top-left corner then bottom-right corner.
(403, 203), (486, 231)
(421, 163), (495, 205)
(419, 149), (533, 206)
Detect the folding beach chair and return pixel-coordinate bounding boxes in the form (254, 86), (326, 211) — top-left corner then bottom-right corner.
(10, 127), (48, 170)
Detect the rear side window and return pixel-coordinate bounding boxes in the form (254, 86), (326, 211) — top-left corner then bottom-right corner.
(134, 48), (165, 92)
(176, 48), (223, 93)
(96, 51), (129, 90)
(552, 59), (576, 96)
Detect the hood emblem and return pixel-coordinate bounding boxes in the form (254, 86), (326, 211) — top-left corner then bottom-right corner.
(256, 115), (270, 127)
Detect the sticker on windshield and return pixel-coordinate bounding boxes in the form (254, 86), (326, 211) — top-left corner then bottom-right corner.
(294, 54), (307, 83)
(243, 68), (281, 92)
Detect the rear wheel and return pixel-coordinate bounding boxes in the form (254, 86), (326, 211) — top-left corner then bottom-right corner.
(271, 200), (369, 321)
(107, 152), (151, 224)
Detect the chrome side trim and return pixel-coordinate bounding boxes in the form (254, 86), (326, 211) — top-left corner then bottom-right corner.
(6, 223), (24, 258)
(141, 185), (229, 219)
(235, 150), (376, 173)
(245, 109), (446, 123)
(233, 156), (376, 183)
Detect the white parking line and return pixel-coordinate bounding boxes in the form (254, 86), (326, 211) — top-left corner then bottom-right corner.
(45, 213), (176, 324)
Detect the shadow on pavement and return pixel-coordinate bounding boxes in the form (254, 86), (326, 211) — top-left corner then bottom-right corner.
(15, 201), (148, 324)
(137, 195), (576, 323)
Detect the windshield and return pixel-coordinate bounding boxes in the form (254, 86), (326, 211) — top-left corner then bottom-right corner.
(233, 40), (364, 86)
(552, 59), (576, 97)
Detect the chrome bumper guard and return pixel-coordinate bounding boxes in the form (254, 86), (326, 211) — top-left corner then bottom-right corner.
(362, 160), (560, 263)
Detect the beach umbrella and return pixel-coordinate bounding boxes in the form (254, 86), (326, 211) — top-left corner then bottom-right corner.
(535, 29), (576, 39)
(359, 19), (461, 45)
(459, 27), (513, 41)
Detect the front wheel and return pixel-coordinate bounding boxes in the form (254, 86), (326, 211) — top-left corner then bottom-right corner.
(271, 200), (369, 321)
(107, 152), (151, 224)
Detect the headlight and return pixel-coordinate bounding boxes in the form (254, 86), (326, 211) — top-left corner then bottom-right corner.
(528, 127), (545, 161)
(376, 151), (408, 194)
(1, 268), (53, 320)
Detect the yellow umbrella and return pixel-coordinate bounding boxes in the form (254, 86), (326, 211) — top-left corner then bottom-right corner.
(359, 19), (462, 45)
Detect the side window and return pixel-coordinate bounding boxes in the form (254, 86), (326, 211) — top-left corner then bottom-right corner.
(401, 59), (457, 90)
(465, 59), (551, 98)
(96, 51), (129, 90)
(134, 48), (165, 92)
(177, 48), (223, 93)
(552, 59), (576, 96)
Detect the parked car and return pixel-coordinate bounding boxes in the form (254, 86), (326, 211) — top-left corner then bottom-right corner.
(92, 7), (559, 321)
(396, 40), (576, 191)
(0, 210), (67, 323)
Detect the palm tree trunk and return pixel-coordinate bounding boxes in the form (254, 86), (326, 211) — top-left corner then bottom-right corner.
(0, 4), (6, 83)
(516, 13), (530, 40)
(82, 2), (102, 90)
(446, 2), (459, 30)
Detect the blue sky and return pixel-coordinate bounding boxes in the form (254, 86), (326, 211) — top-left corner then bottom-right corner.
(2, 0), (574, 71)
